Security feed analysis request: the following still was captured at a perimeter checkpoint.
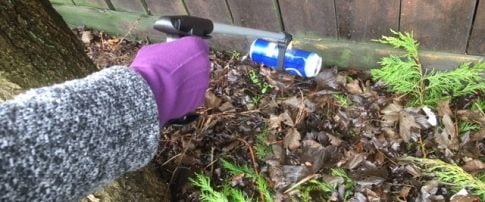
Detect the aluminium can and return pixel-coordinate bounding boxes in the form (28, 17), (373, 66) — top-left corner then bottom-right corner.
(249, 38), (322, 77)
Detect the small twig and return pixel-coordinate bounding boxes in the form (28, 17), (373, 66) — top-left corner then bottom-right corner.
(161, 153), (182, 167)
(207, 109), (260, 118)
(283, 174), (321, 194)
(236, 137), (265, 202)
(209, 147), (215, 175)
(115, 16), (140, 48)
(418, 136), (427, 158)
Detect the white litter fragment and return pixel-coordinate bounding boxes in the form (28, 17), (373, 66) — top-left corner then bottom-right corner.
(422, 106), (437, 126)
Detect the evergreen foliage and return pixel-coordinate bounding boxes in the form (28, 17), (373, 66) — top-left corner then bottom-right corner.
(190, 173), (229, 202)
(402, 157), (485, 200)
(371, 30), (485, 107)
(255, 130), (272, 160)
(221, 159), (273, 202)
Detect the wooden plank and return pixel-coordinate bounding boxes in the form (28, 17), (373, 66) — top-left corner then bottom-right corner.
(335, 0), (400, 41)
(50, 0), (74, 5)
(296, 37), (485, 71)
(400, 0), (476, 53)
(110, 0), (146, 13)
(185, 0), (232, 23)
(226, 0), (281, 32)
(184, 0), (248, 51)
(467, 0), (485, 55)
(279, 0), (337, 37)
(72, 0), (108, 8)
(53, 4), (163, 41)
(144, 0), (186, 16)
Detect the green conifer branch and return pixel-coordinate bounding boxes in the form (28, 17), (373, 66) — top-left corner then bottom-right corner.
(372, 31), (485, 107)
(402, 157), (485, 200)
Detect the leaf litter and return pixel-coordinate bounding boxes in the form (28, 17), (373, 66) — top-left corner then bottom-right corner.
(76, 28), (485, 201)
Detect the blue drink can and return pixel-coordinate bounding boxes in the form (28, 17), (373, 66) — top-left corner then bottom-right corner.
(249, 38), (322, 77)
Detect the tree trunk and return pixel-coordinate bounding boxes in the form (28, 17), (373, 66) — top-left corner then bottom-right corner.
(0, 1), (172, 201)
(0, 0), (96, 100)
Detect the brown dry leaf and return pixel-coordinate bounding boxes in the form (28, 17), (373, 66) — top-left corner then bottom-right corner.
(284, 128), (301, 150)
(346, 79), (363, 95)
(381, 103), (403, 114)
(218, 102), (235, 112)
(315, 67), (339, 89)
(399, 186), (412, 202)
(272, 143), (286, 163)
(362, 80), (378, 98)
(266, 160), (287, 190)
(283, 96), (315, 113)
(472, 129), (485, 141)
(435, 114), (459, 151)
(205, 91), (222, 108)
(280, 111), (295, 127)
(282, 165), (309, 185)
(457, 110), (485, 127)
(437, 100), (452, 116)
(268, 111), (294, 129)
(263, 69), (295, 91)
(443, 114), (459, 149)
(301, 140), (340, 173)
(399, 111), (421, 143)
(341, 152), (366, 170)
(462, 159), (485, 172)
(269, 114), (282, 129)
(327, 134), (343, 146)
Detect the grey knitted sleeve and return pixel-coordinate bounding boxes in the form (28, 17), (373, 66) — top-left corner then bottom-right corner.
(0, 66), (160, 201)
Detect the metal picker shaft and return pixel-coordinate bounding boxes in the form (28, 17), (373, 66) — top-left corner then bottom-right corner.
(212, 23), (286, 41)
(153, 15), (292, 71)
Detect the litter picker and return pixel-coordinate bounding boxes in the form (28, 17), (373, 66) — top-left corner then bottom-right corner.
(153, 15), (322, 78)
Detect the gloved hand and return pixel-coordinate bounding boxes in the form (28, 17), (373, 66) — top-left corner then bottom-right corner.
(131, 36), (210, 126)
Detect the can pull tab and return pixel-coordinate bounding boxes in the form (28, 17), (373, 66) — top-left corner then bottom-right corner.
(276, 32), (293, 72)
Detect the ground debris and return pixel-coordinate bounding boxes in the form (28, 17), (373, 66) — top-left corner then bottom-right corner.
(76, 29), (485, 201)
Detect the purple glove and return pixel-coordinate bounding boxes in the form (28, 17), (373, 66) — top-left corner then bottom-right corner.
(130, 36), (210, 126)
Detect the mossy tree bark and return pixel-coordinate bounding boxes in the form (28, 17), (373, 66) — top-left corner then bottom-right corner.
(0, 0), (96, 100)
(0, 2), (172, 201)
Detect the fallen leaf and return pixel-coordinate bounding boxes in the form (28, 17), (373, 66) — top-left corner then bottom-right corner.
(399, 186), (412, 202)
(284, 128), (301, 150)
(341, 152), (366, 170)
(283, 96), (315, 113)
(268, 111), (294, 129)
(381, 103), (403, 115)
(435, 114), (459, 151)
(269, 114), (282, 129)
(362, 80), (378, 98)
(266, 160), (287, 190)
(437, 100), (452, 116)
(301, 140), (340, 173)
(205, 91), (222, 108)
(81, 31), (94, 43)
(462, 159), (485, 172)
(327, 134), (343, 146)
(345, 79), (363, 95)
(282, 165), (309, 185)
(399, 111), (421, 143)
(280, 111), (295, 127)
(218, 102), (235, 112)
(272, 143), (286, 163)
(471, 129), (485, 141)
(450, 188), (480, 202)
(315, 67), (339, 89)
(420, 180), (440, 202)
